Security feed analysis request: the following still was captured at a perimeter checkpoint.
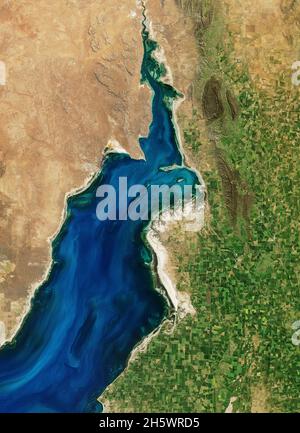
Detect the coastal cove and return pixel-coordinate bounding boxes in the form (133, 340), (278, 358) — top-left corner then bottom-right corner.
(0, 4), (203, 413)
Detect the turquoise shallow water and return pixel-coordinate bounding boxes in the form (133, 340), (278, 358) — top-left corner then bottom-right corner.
(0, 9), (201, 412)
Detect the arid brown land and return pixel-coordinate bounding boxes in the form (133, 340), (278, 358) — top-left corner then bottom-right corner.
(0, 0), (154, 340)
(0, 0), (201, 342)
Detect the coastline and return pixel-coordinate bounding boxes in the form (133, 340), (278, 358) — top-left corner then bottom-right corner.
(5, 139), (134, 346)
(100, 312), (172, 412)
(6, 167), (100, 345)
(2, 1), (203, 412)
(147, 228), (179, 310)
(100, 4), (206, 410)
(147, 3), (207, 210)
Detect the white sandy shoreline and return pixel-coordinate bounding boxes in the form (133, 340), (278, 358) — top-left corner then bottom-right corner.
(101, 4), (206, 408)
(147, 229), (179, 310)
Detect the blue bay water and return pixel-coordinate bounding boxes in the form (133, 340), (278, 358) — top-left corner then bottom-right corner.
(0, 12), (201, 412)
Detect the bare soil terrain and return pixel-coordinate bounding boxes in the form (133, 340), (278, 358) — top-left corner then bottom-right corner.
(0, 0), (153, 339)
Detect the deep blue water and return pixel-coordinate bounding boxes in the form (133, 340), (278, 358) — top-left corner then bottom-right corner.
(0, 11), (200, 412)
